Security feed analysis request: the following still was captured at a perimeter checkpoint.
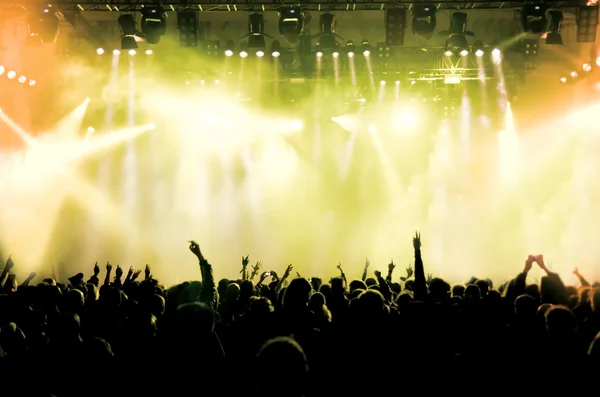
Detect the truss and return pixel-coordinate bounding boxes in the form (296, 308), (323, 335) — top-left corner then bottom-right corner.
(5, 0), (591, 12)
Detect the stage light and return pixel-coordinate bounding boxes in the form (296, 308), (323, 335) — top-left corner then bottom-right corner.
(247, 13), (267, 49)
(444, 50), (453, 56)
(520, 4), (547, 34)
(546, 10), (564, 45)
(492, 48), (501, 57)
(27, 7), (60, 44)
(570, 71), (578, 78)
(583, 62), (592, 72)
(18, 76), (26, 84)
(560, 76), (567, 83)
(412, 4), (437, 40)
(475, 49), (484, 57)
(460, 49), (469, 56)
(278, 5), (304, 43)
(0, 66), (4, 75)
(332, 51), (340, 57)
(240, 51), (248, 58)
(145, 49), (153, 55)
(129, 49), (137, 56)
(256, 50), (265, 57)
(377, 42), (391, 58)
(395, 80), (400, 86)
(96, 48), (105, 55)
(7, 71), (16, 79)
(225, 40), (235, 57)
(118, 14), (139, 50)
(141, 6), (167, 44)
(270, 40), (281, 57)
(442, 13), (472, 55)
(345, 40), (355, 56)
(316, 51), (323, 58)
(113, 49), (121, 55)
(380, 80), (386, 86)
(29, 80), (36, 86)
(177, 11), (199, 47)
(596, 56), (600, 66)
(361, 40), (371, 56)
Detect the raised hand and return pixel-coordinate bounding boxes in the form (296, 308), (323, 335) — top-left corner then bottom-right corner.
(337, 262), (342, 271)
(131, 269), (142, 281)
(388, 260), (396, 272)
(27, 272), (36, 280)
(93, 262), (100, 276)
(252, 261), (262, 273)
(406, 264), (414, 278)
(374, 270), (382, 278)
(127, 267), (134, 278)
(106, 262), (112, 272)
(524, 255), (535, 272)
(573, 267), (580, 275)
(115, 265), (123, 279)
(5, 256), (14, 271)
(364, 258), (370, 269)
(270, 271), (279, 280)
(426, 273), (432, 284)
(284, 264), (293, 278)
(296, 271), (302, 278)
(413, 232), (422, 250)
(242, 255), (250, 267)
(145, 264), (151, 279)
(188, 240), (201, 257)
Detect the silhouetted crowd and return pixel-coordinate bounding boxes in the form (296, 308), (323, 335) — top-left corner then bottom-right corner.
(0, 233), (598, 397)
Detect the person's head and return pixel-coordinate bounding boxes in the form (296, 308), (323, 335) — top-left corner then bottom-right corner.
(224, 283), (240, 302)
(173, 302), (216, 348)
(283, 278), (312, 311)
(256, 337), (308, 396)
(545, 305), (577, 339)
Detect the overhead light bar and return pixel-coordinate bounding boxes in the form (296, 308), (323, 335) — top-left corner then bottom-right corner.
(118, 14), (138, 50)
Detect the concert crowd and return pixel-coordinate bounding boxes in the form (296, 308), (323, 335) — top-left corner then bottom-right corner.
(0, 233), (598, 396)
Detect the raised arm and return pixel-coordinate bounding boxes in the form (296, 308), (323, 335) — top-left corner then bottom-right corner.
(189, 240), (217, 310)
(573, 268), (590, 287)
(0, 256), (15, 288)
(361, 259), (369, 282)
(87, 262), (100, 287)
(412, 232), (427, 302)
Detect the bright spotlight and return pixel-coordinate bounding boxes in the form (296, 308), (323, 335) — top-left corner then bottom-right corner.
(17, 76), (26, 84)
(240, 51), (248, 58)
(128, 49), (137, 56)
(596, 56), (600, 67)
(290, 120), (303, 131)
(475, 49), (484, 57)
(491, 48), (501, 57)
(570, 71), (578, 78)
(559, 76), (567, 83)
(256, 50), (265, 57)
(0, 66), (4, 75)
(392, 106), (419, 128)
(395, 80), (400, 86)
(380, 80), (386, 86)
(345, 40), (355, 57)
(87, 127), (96, 134)
(96, 48), (105, 55)
(316, 51), (323, 57)
(7, 71), (16, 79)
(332, 51), (340, 57)
(272, 51), (281, 57)
(113, 49), (121, 55)
(367, 124), (377, 133)
(583, 62), (592, 72)
(28, 79), (36, 86)
(459, 49), (469, 56)
(361, 40), (371, 56)
(145, 49), (153, 55)
(444, 50), (453, 56)
(224, 49), (233, 57)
